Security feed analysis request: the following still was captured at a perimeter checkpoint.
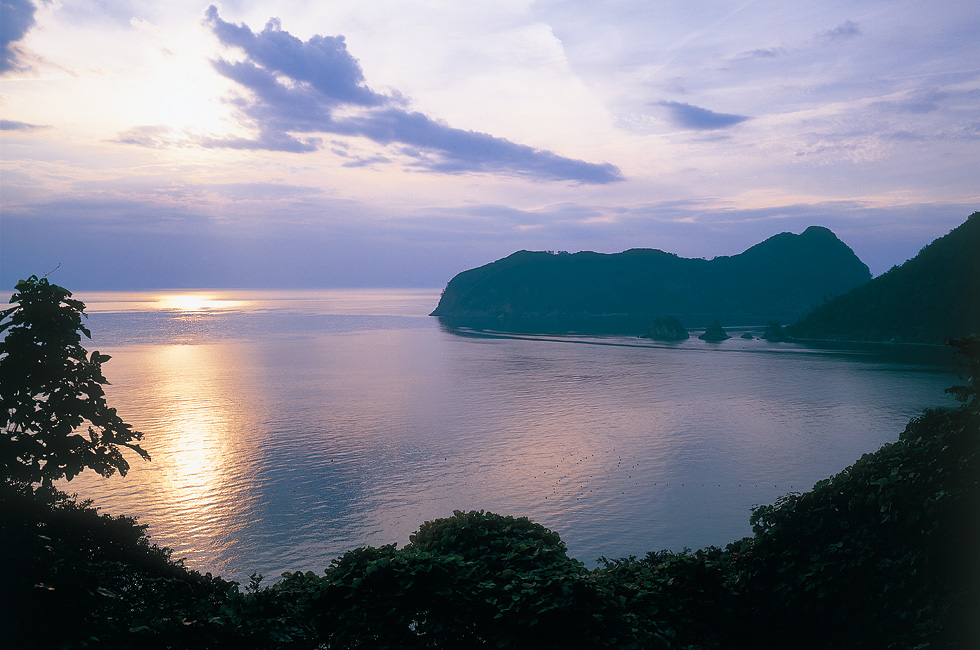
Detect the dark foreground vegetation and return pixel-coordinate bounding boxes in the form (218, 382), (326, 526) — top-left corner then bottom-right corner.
(3, 277), (979, 649)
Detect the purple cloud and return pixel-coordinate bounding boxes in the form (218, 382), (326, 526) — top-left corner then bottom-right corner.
(734, 47), (784, 61)
(659, 102), (750, 130)
(1, 118), (45, 131)
(822, 20), (861, 40)
(206, 10), (387, 109)
(1, 0), (37, 74)
(200, 6), (623, 184)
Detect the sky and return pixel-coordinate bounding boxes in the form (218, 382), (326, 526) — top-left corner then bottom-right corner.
(1, 0), (978, 289)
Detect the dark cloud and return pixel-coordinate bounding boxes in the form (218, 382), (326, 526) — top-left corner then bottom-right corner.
(0, 118), (46, 131)
(821, 20), (861, 40)
(200, 6), (622, 184)
(1, 0), (37, 74)
(659, 101), (750, 130)
(205, 9), (387, 109)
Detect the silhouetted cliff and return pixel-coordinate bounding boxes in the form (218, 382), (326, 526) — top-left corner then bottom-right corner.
(432, 226), (871, 334)
(788, 213), (980, 344)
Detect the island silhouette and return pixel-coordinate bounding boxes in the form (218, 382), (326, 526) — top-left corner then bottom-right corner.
(432, 225), (871, 335)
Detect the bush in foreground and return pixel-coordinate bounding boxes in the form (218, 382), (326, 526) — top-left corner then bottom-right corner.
(0, 485), (242, 649)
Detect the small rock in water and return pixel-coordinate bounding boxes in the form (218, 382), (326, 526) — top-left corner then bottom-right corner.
(698, 320), (731, 342)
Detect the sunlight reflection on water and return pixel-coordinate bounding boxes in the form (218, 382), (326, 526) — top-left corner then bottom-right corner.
(59, 289), (959, 583)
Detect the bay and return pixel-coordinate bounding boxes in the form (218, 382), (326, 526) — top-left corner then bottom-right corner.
(54, 288), (958, 584)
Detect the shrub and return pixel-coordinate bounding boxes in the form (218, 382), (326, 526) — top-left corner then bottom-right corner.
(304, 510), (655, 648)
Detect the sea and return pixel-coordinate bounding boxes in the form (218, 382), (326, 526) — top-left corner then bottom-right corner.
(45, 288), (959, 584)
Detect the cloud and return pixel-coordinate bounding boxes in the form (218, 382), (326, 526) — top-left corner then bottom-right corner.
(0, 118), (46, 131)
(113, 124), (182, 147)
(821, 20), (861, 40)
(887, 88), (949, 115)
(734, 47), (784, 61)
(199, 6), (622, 184)
(1, 0), (37, 74)
(4, 183), (974, 290)
(658, 101), (750, 130)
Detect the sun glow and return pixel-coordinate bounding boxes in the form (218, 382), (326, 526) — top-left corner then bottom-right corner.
(155, 293), (249, 313)
(142, 343), (260, 557)
(128, 19), (237, 134)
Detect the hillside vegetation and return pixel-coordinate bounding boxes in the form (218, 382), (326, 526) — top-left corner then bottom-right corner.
(432, 226), (870, 333)
(788, 213), (980, 344)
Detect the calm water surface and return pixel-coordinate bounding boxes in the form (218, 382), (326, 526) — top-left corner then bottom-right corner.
(57, 289), (958, 583)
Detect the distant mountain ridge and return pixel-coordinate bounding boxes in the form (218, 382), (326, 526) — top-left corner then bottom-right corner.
(432, 226), (871, 334)
(787, 213), (980, 344)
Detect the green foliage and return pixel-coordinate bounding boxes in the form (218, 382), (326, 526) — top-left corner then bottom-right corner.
(732, 403), (979, 648)
(303, 510), (651, 649)
(407, 509), (568, 571)
(728, 338), (980, 648)
(0, 485), (241, 649)
(596, 547), (742, 649)
(1, 275), (149, 487)
(0, 484), (334, 649)
(945, 333), (980, 410)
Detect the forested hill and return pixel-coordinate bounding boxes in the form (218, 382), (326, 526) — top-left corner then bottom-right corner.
(431, 226), (870, 333)
(787, 213), (980, 344)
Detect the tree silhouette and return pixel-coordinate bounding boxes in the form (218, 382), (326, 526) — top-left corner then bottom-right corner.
(0, 276), (148, 489)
